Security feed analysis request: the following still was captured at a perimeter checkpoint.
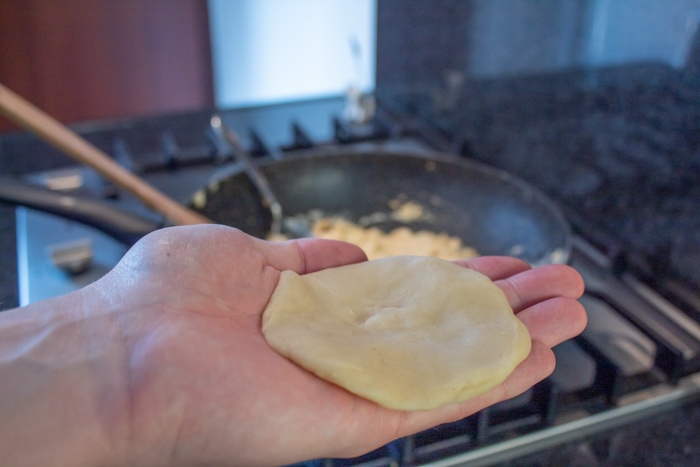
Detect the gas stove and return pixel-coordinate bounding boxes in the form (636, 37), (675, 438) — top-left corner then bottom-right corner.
(5, 86), (700, 465)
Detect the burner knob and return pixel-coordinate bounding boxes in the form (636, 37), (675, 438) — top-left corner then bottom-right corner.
(48, 239), (93, 275)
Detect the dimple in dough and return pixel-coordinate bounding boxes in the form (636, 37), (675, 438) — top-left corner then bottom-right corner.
(261, 256), (531, 411)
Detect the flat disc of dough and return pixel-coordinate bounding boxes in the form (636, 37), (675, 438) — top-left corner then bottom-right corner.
(261, 256), (531, 411)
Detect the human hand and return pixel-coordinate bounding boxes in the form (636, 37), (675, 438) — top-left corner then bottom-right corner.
(0, 224), (586, 466)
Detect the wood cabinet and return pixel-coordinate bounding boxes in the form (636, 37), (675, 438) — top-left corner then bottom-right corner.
(0, 0), (213, 132)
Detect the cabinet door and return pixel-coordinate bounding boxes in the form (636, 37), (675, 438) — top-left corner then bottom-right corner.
(0, 0), (213, 132)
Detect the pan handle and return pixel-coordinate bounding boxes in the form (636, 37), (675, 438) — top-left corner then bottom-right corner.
(210, 115), (284, 237)
(0, 176), (162, 245)
(0, 83), (211, 226)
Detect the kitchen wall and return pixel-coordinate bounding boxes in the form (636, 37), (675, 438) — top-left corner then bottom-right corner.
(208, 0), (376, 108)
(377, 0), (700, 88)
(583, 0), (700, 68)
(465, 0), (588, 77)
(0, 0), (213, 132)
(466, 0), (700, 76)
(4, 0), (697, 128)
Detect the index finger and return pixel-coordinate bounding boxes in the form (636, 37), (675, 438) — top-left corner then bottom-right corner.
(495, 264), (585, 312)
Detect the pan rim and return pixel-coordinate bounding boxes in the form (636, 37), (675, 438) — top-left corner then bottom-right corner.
(200, 147), (573, 266)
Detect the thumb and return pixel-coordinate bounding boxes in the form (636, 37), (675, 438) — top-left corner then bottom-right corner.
(253, 237), (368, 275)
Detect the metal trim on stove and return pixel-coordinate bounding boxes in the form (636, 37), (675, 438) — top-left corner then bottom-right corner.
(419, 372), (700, 467)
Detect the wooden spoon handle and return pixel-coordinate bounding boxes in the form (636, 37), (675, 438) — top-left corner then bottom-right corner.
(0, 83), (211, 226)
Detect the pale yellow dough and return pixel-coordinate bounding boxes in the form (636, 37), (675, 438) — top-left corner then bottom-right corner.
(261, 256), (531, 411)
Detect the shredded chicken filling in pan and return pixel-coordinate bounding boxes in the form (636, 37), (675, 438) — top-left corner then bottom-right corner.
(269, 198), (479, 261)
(310, 218), (478, 261)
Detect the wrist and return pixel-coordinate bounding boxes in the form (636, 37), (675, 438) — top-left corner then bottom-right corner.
(0, 288), (131, 466)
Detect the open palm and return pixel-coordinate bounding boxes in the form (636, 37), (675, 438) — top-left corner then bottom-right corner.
(92, 225), (586, 466)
